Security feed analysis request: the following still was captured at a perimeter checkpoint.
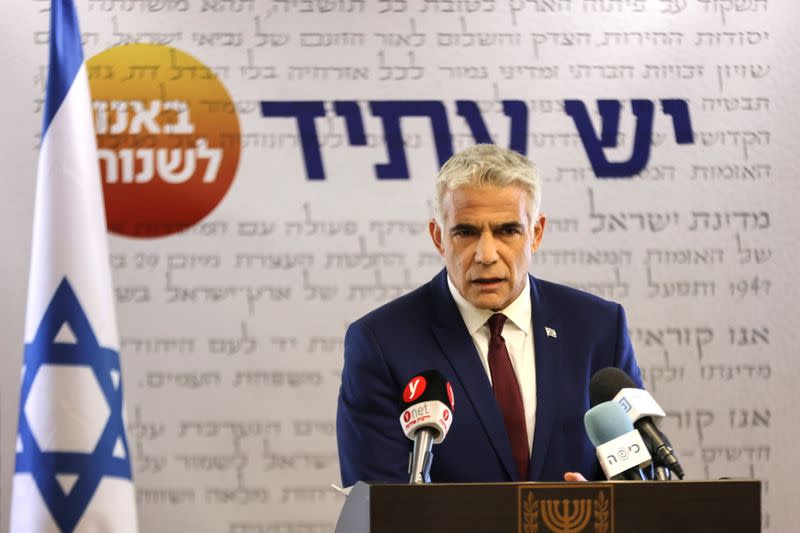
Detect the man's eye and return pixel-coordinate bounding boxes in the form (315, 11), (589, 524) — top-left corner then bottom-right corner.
(499, 227), (521, 235)
(453, 229), (476, 237)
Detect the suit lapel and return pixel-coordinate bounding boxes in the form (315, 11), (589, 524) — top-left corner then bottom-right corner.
(429, 270), (519, 481)
(528, 275), (563, 481)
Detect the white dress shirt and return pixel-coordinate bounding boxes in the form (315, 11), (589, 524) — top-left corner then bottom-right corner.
(447, 276), (537, 451)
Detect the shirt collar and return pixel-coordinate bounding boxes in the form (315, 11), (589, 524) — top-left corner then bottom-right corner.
(447, 274), (532, 335)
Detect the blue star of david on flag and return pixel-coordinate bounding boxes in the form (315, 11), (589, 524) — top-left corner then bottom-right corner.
(16, 278), (133, 532)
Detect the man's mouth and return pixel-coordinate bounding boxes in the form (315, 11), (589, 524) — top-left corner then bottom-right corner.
(472, 277), (504, 286)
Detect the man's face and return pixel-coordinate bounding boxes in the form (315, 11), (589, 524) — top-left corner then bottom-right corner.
(429, 184), (546, 311)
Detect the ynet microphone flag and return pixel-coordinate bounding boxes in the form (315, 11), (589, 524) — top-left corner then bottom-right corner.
(10, 1), (139, 531)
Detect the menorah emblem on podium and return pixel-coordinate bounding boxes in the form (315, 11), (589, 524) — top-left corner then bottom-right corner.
(521, 489), (611, 533)
(540, 498), (592, 533)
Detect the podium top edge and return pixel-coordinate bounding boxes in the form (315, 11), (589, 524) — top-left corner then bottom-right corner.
(356, 479), (761, 487)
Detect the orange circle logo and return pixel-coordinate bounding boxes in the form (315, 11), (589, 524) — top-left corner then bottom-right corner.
(87, 44), (240, 238)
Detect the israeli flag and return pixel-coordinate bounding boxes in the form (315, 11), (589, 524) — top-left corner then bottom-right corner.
(10, 1), (139, 531)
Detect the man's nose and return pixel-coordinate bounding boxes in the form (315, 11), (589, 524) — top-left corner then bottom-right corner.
(474, 231), (499, 264)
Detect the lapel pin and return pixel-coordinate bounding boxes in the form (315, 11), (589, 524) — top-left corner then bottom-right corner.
(545, 327), (557, 339)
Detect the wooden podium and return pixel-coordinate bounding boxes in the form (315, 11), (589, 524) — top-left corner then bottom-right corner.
(335, 480), (761, 533)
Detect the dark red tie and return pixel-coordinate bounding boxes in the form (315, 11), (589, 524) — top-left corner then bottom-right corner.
(487, 313), (530, 480)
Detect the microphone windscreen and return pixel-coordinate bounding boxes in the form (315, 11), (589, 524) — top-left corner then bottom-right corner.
(400, 370), (454, 410)
(589, 367), (639, 407)
(399, 370), (455, 444)
(584, 401), (636, 447)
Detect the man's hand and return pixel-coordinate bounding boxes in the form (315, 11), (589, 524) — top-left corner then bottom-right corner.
(563, 472), (588, 482)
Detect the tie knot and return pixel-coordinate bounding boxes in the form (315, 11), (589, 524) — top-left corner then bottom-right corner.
(488, 313), (507, 337)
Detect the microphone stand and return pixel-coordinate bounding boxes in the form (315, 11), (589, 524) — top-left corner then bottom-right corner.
(653, 465), (672, 480)
(408, 430), (435, 484)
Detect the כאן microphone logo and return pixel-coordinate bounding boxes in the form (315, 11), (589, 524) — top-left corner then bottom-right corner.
(614, 446), (629, 462)
(606, 441), (645, 464)
(597, 430), (651, 478)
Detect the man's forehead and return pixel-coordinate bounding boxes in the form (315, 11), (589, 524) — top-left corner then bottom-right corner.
(441, 184), (531, 222)
(448, 213), (526, 226)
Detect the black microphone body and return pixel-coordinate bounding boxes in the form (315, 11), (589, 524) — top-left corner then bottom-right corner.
(633, 416), (684, 479)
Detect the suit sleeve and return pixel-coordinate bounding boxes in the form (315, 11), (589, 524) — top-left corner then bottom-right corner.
(336, 320), (411, 486)
(613, 303), (644, 389)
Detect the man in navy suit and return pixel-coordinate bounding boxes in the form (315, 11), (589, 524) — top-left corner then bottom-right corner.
(337, 144), (643, 485)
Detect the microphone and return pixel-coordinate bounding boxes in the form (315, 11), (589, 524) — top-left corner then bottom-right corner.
(584, 401), (652, 480)
(398, 370), (455, 484)
(590, 367), (685, 479)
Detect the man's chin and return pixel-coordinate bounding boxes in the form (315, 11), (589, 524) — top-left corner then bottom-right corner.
(466, 293), (508, 311)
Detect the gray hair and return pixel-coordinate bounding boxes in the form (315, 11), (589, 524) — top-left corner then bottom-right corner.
(433, 144), (541, 226)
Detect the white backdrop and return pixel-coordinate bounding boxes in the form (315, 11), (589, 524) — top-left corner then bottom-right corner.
(2, 0), (799, 531)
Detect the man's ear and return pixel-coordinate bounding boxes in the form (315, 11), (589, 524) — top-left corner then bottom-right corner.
(429, 219), (445, 255)
(531, 215), (546, 252)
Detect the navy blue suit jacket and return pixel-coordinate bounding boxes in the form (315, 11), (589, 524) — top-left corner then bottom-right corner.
(337, 269), (643, 485)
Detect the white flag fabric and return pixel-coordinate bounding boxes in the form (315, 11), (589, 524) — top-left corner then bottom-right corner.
(11, 1), (139, 531)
